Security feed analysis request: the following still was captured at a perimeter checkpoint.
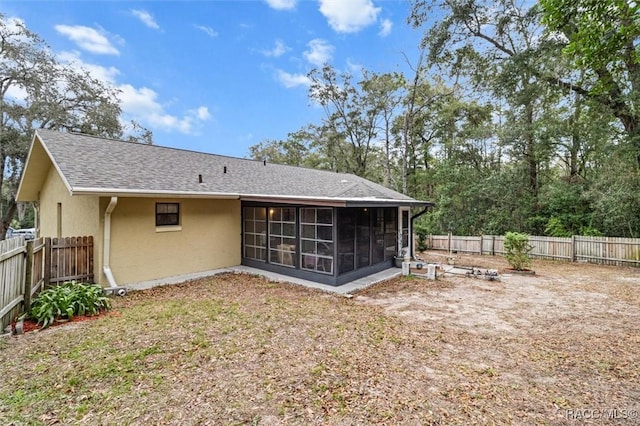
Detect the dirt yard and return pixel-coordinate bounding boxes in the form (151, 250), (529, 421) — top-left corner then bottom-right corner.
(0, 252), (638, 425)
(356, 251), (640, 424)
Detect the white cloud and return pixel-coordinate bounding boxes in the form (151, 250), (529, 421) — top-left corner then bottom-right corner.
(346, 58), (363, 74)
(57, 50), (120, 82)
(55, 51), (209, 135)
(195, 25), (218, 38)
(261, 39), (290, 57)
(276, 70), (310, 88)
(379, 18), (392, 37)
(318, 0), (381, 33)
(13, 15), (205, 136)
(265, 0), (297, 10)
(194, 106), (211, 120)
(5, 84), (27, 103)
(118, 84), (210, 134)
(131, 9), (160, 30)
(54, 24), (119, 55)
(303, 39), (334, 66)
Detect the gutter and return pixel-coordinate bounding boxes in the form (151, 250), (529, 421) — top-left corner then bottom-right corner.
(409, 206), (431, 260)
(70, 187), (433, 208)
(103, 196), (126, 296)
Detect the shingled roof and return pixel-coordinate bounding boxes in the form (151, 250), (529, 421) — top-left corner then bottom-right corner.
(18, 129), (431, 207)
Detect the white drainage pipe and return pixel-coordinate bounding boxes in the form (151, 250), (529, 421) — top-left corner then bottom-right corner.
(103, 196), (126, 296)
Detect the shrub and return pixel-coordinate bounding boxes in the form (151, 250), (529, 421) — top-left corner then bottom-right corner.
(28, 282), (111, 328)
(415, 225), (429, 252)
(504, 232), (533, 271)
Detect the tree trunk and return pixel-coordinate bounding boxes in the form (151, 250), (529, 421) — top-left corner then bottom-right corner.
(524, 102), (538, 198)
(0, 201), (17, 240)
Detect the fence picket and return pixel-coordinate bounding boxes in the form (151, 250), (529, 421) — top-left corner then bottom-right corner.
(0, 236), (94, 330)
(426, 234), (640, 267)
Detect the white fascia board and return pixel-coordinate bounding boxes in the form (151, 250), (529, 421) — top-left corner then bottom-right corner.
(70, 187), (241, 199)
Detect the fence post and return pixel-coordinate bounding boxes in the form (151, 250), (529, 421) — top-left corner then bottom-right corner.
(571, 235), (576, 262)
(492, 236), (495, 256)
(479, 235), (483, 255)
(448, 232), (452, 255)
(44, 237), (51, 287)
(24, 240), (34, 313)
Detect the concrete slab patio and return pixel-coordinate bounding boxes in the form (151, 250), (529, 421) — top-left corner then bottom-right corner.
(126, 265), (402, 295)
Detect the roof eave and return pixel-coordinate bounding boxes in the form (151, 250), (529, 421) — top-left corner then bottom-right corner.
(344, 200), (434, 208)
(69, 189), (433, 207)
(241, 194), (433, 207)
(70, 187), (241, 199)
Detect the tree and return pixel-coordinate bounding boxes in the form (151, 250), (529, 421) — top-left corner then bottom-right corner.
(308, 65), (393, 178)
(360, 71), (404, 188)
(248, 134), (309, 167)
(409, 0), (562, 228)
(0, 15), (151, 239)
(540, 0), (640, 164)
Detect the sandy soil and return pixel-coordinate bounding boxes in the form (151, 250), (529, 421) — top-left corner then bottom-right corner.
(356, 251), (640, 424)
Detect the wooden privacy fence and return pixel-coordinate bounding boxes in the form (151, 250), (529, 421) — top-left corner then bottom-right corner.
(427, 234), (640, 267)
(0, 236), (94, 331)
(0, 236), (29, 332)
(49, 236), (94, 284)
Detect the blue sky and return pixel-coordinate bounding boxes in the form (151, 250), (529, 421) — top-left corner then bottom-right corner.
(3, 0), (425, 158)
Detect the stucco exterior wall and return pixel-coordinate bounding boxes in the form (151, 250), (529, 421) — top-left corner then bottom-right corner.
(39, 166), (100, 239)
(38, 166), (102, 282)
(104, 197), (241, 285)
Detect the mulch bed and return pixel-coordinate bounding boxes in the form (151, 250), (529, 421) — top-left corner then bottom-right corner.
(15, 311), (119, 334)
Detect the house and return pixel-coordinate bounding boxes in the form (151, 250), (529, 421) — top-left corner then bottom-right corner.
(17, 129), (432, 288)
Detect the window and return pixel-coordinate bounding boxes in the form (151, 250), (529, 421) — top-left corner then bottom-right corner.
(384, 208), (397, 260)
(56, 203), (62, 238)
(156, 203), (180, 226)
(269, 207), (296, 267)
(401, 209), (409, 248)
(300, 208), (333, 274)
(244, 207), (267, 261)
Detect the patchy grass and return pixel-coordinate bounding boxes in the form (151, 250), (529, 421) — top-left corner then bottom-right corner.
(1, 262), (639, 425)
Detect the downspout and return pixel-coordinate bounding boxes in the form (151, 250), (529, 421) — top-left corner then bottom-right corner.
(103, 197), (126, 296)
(410, 206), (430, 260)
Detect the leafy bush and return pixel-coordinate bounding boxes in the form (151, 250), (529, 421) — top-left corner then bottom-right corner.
(504, 232), (533, 271)
(415, 225), (429, 252)
(28, 282), (111, 329)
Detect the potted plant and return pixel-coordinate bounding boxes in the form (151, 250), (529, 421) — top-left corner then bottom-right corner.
(394, 249), (407, 268)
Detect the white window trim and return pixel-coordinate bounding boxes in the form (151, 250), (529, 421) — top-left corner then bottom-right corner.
(156, 225), (182, 233)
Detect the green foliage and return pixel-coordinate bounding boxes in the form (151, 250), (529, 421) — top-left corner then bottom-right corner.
(540, 0), (640, 161)
(415, 224), (429, 252)
(28, 282), (111, 329)
(504, 232), (533, 271)
(544, 217), (572, 237)
(588, 154), (640, 238)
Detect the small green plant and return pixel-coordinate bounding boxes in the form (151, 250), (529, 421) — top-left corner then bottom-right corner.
(28, 281), (111, 328)
(504, 232), (533, 271)
(415, 225), (429, 252)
